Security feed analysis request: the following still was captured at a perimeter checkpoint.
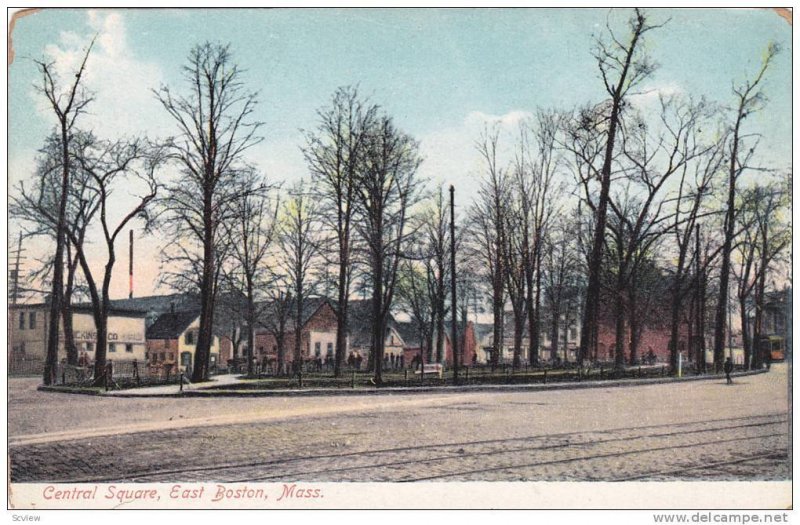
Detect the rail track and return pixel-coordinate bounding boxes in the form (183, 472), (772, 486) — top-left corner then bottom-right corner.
(14, 412), (787, 483)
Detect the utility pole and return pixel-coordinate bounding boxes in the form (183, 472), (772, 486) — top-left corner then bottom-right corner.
(11, 232), (23, 305)
(450, 185), (459, 383)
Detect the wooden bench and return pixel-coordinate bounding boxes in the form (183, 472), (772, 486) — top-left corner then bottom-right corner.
(414, 363), (443, 378)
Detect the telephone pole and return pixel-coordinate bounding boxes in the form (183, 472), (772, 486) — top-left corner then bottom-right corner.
(450, 185), (459, 383)
(10, 232), (24, 305)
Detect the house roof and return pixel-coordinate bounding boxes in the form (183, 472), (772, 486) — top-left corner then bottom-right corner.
(146, 310), (200, 340)
(110, 293), (199, 314)
(347, 299), (400, 348)
(255, 297), (332, 332)
(394, 321), (423, 348)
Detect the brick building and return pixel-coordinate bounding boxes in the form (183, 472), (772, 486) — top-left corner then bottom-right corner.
(396, 320), (478, 367)
(254, 298), (338, 370)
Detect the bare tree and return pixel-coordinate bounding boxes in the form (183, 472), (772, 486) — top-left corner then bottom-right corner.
(748, 182), (790, 368)
(155, 42), (263, 382)
(277, 182), (321, 372)
(354, 115), (422, 384)
(304, 86), (378, 377)
(395, 259), (434, 362)
(515, 113), (562, 367)
(470, 127), (510, 370)
(64, 133), (160, 382)
(221, 172), (279, 375)
(542, 215), (581, 363)
(33, 38), (95, 384)
(712, 43), (779, 371)
(607, 97), (711, 371)
(262, 285), (294, 376)
(421, 187), (450, 364)
(578, 9), (662, 366)
(11, 133), (100, 366)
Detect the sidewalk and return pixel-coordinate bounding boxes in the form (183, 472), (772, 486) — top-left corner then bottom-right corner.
(96, 368), (768, 398)
(102, 372), (242, 396)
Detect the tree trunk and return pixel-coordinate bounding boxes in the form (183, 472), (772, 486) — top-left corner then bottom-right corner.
(531, 245), (543, 367)
(512, 313), (523, 369)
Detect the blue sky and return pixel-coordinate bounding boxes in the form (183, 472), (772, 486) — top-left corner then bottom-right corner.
(7, 8), (792, 297)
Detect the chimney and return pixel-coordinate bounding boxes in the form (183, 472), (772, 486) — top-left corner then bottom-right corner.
(128, 230), (134, 299)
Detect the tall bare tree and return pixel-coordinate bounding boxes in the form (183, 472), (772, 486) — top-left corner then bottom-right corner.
(155, 42), (263, 382)
(221, 172), (279, 376)
(578, 9), (662, 365)
(471, 127), (510, 370)
(421, 187), (450, 364)
(278, 183), (321, 372)
(712, 43), (779, 371)
(303, 86), (378, 377)
(33, 38), (95, 384)
(355, 115), (422, 384)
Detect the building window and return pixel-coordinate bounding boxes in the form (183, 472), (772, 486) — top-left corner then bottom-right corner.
(185, 331), (195, 345)
(315, 342), (321, 357)
(86, 342), (94, 353)
(160, 352), (166, 361)
(569, 327), (577, 341)
(327, 342), (334, 356)
(28, 312), (36, 330)
(109, 343), (117, 353)
(18, 312), (24, 330)
(125, 344), (133, 353)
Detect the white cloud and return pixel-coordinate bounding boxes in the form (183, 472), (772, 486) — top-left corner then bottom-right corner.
(35, 10), (167, 140)
(628, 83), (685, 113)
(418, 109), (531, 206)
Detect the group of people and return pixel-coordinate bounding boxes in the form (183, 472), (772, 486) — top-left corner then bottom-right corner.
(346, 351), (364, 369)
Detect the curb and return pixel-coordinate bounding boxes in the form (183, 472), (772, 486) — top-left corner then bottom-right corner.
(77, 368), (769, 399)
(37, 385), (104, 396)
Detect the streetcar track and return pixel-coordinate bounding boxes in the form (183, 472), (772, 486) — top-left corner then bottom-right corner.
(398, 432), (786, 482)
(42, 414), (787, 484)
(220, 420), (787, 483)
(611, 450), (789, 481)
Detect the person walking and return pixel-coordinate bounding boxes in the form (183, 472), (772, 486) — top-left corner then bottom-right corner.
(723, 357), (734, 385)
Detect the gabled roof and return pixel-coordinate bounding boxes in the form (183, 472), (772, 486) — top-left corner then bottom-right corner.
(255, 297), (332, 332)
(146, 310), (200, 340)
(347, 299), (401, 347)
(394, 321), (423, 348)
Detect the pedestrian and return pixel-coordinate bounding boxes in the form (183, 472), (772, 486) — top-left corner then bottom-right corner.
(723, 357), (734, 385)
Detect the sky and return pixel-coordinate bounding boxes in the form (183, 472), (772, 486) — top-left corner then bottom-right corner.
(7, 8), (792, 300)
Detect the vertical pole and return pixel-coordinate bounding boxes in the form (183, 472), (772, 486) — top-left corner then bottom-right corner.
(129, 230), (134, 299)
(180, 372), (183, 392)
(12, 232), (22, 305)
(449, 185), (459, 384)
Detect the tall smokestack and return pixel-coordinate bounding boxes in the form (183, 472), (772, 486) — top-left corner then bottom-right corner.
(129, 229), (134, 299)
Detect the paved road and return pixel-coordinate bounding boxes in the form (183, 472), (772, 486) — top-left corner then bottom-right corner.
(8, 365), (790, 482)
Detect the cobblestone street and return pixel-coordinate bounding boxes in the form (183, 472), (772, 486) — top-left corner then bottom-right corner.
(9, 365), (790, 482)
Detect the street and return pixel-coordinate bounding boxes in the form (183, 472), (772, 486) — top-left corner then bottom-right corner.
(9, 364), (790, 482)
